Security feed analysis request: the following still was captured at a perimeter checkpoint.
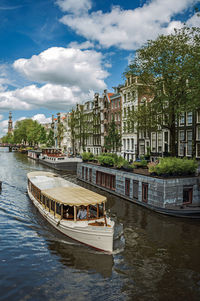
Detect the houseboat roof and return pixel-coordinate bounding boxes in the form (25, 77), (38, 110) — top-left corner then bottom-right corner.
(27, 171), (107, 206)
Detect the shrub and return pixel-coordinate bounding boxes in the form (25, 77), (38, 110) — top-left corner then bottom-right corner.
(148, 157), (198, 176)
(98, 155), (115, 167)
(115, 156), (126, 168)
(132, 160), (148, 168)
(81, 152), (94, 162)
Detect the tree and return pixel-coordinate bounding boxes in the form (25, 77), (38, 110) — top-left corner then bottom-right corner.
(12, 119), (48, 146)
(69, 109), (76, 154)
(46, 129), (55, 147)
(104, 119), (121, 152)
(126, 26), (200, 156)
(57, 122), (64, 148)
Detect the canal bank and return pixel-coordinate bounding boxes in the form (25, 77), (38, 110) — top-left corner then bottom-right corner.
(77, 162), (200, 218)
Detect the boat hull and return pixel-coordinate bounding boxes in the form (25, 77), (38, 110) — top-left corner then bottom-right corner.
(28, 188), (114, 253)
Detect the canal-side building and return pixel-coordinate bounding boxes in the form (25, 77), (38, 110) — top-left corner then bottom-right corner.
(121, 75), (151, 161)
(52, 112), (72, 152)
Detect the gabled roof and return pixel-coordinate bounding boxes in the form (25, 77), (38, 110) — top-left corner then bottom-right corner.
(106, 92), (114, 103)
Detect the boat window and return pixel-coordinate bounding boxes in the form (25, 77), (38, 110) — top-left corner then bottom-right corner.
(183, 186), (193, 204)
(51, 200), (55, 211)
(63, 205), (74, 219)
(46, 198), (50, 208)
(56, 203), (61, 215)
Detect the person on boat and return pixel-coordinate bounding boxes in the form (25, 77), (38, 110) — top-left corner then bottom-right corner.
(77, 206), (87, 220)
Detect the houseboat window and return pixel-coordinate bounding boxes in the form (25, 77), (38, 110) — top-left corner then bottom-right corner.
(89, 169), (92, 182)
(133, 180), (138, 199)
(142, 183), (148, 203)
(96, 171), (116, 191)
(56, 203), (61, 215)
(183, 186), (193, 204)
(125, 178), (130, 197)
(86, 168), (88, 180)
(82, 167), (84, 179)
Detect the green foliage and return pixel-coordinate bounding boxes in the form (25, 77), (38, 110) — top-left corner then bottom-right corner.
(132, 160), (148, 168)
(81, 152), (94, 161)
(126, 26), (200, 156)
(12, 119), (48, 146)
(97, 155), (115, 167)
(46, 129), (54, 147)
(104, 119), (121, 152)
(122, 160), (133, 171)
(148, 157), (198, 176)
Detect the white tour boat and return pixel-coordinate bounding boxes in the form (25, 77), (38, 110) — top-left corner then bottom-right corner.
(27, 171), (114, 253)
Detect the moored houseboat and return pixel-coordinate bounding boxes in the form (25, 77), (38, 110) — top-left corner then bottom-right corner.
(77, 163), (200, 218)
(27, 171), (114, 253)
(39, 148), (82, 171)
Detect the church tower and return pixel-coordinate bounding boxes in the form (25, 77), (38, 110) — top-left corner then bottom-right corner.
(8, 111), (13, 134)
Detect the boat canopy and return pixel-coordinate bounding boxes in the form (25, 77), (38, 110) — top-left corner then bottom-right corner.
(27, 171), (107, 206)
(42, 186), (106, 206)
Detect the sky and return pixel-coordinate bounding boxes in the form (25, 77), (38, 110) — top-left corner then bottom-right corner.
(0, 0), (199, 137)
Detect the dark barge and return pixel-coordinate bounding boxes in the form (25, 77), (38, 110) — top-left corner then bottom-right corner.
(77, 163), (200, 218)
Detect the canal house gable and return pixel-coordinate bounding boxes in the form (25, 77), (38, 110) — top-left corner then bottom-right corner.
(78, 163), (200, 213)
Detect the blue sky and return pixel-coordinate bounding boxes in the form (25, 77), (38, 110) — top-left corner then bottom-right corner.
(0, 0), (199, 136)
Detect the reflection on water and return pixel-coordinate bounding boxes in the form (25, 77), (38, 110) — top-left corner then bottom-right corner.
(0, 147), (200, 300)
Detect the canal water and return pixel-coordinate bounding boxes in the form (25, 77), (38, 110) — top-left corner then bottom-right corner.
(0, 147), (200, 301)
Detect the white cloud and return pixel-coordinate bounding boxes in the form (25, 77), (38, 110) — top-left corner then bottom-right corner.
(187, 12), (200, 27)
(0, 114), (3, 120)
(56, 0), (91, 15)
(13, 47), (108, 92)
(0, 83), (96, 111)
(0, 119), (9, 136)
(68, 41), (94, 49)
(32, 114), (52, 124)
(59, 0), (198, 50)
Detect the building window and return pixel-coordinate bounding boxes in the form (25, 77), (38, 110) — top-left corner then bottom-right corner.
(133, 181), (138, 199)
(179, 113), (185, 126)
(125, 178), (130, 197)
(197, 110), (200, 123)
(123, 139), (126, 151)
(158, 132), (162, 152)
(131, 139), (134, 151)
(139, 144), (145, 155)
(142, 183), (148, 203)
(124, 108), (126, 118)
(186, 130), (192, 156)
(127, 139), (130, 151)
(124, 94), (126, 103)
(196, 126), (200, 140)
(183, 186), (193, 204)
(152, 133), (156, 152)
(196, 143), (200, 158)
(187, 112), (193, 125)
(164, 131), (168, 143)
(179, 130), (185, 156)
